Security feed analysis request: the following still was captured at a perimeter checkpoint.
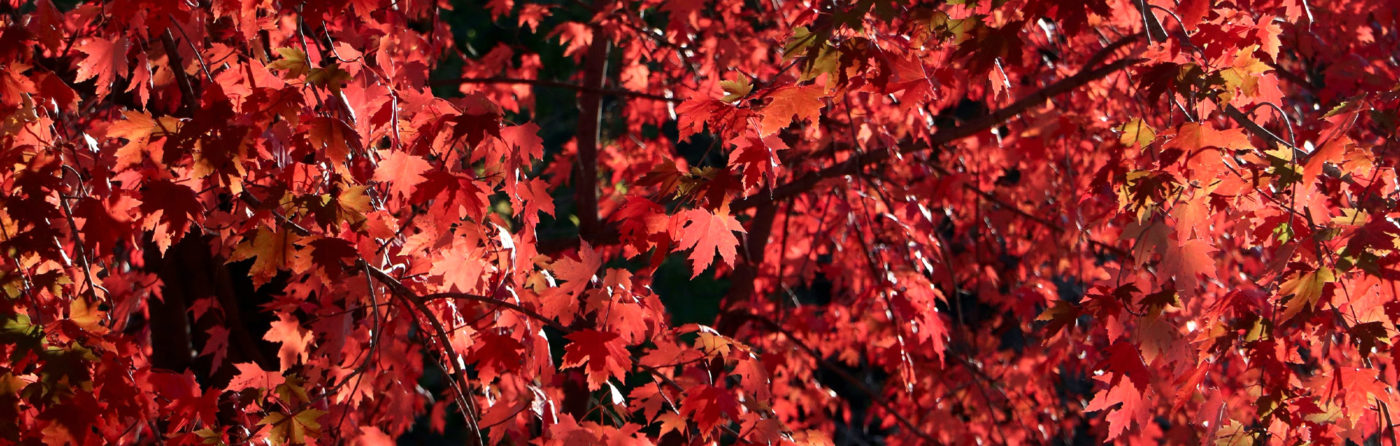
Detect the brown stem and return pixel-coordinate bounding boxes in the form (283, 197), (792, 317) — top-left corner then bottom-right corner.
(238, 192), (312, 237)
(1264, 60), (1315, 91)
(361, 261), (484, 445)
(1223, 104), (1298, 152)
(723, 311), (942, 444)
(0, 224), (40, 324)
(167, 14), (212, 82)
(574, 36), (611, 240)
(160, 30), (199, 116)
(57, 192), (107, 302)
(733, 55), (1146, 212)
(925, 164), (1131, 257)
(418, 291), (566, 332)
(538, 45), (1145, 257)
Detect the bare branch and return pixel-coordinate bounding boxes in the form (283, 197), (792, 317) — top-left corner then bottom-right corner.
(723, 311), (943, 444)
(433, 77), (681, 103)
(360, 261), (484, 446)
(734, 55), (1146, 212)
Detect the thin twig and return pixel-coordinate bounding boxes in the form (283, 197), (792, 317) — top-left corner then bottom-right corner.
(238, 193), (313, 236)
(733, 54), (1146, 212)
(160, 30), (200, 115)
(434, 77), (680, 103)
(167, 14), (213, 82)
(419, 291), (566, 332)
(330, 263), (387, 435)
(0, 224), (41, 324)
(56, 186), (108, 303)
(726, 311), (942, 444)
(362, 261), (485, 445)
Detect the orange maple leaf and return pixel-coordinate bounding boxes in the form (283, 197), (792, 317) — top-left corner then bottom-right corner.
(74, 36), (130, 97)
(758, 84), (825, 136)
(264, 314), (314, 372)
(672, 206), (745, 277)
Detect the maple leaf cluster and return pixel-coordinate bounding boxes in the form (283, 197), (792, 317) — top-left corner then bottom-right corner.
(3, 0), (1400, 444)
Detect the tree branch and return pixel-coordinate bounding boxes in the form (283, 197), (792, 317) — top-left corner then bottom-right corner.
(733, 55), (1146, 212)
(1223, 104), (1298, 152)
(360, 261), (484, 446)
(574, 36), (611, 240)
(435, 77), (680, 103)
(420, 291), (567, 332)
(160, 29), (199, 116)
(238, 192), (312, 237)
(536, 41), (1146, 256)
(925, 164), (1132, 257)
(723, 311), (942, 444)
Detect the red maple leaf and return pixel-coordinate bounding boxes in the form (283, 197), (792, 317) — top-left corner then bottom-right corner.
(672, 207), (745, 277)
(264, 313), (314, 371)
(561, 329), (631, 390)
(1098, 340), (1152, 391)
(499, 122), (544, 164)
(470, 331), (525, 384)
(430, 242), (488, 293)
(373, 151), (433, 198)
(680, 384), (741, 434)
(227, 362), (285, 392)
(542, 241), (602, 324)
(139, 179), (203, 253)
(511, 177), (555, 230)
(73, 36), (130, 97)
(729, 131), (788, 192)
(1084, 378), (1150, 439)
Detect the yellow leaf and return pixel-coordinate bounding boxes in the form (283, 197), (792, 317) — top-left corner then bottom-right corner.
(1279, 267), (1336, 321)
(694, 330), (732, 358)
(719, 75), (752, 103)
(267, 47), (310, 79)
(1332, 208), (1368, 227)
(275, 375), (310, 405)
(337, 185), (373, 217)
(229, 227), (302, 287)
(194, 427), (222, 444)
(782, 27), (819, 60)
(68, 298), (107, 334)
(1117, 118), (1156, 147)
(259, 409), (326, 445)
